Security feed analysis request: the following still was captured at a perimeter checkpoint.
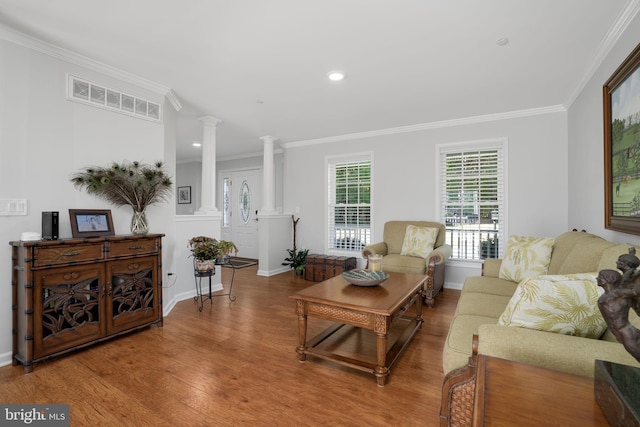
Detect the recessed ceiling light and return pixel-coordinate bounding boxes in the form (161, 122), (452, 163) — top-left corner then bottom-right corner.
(192, 141), (201, 147)
(327, 70), (346, 81)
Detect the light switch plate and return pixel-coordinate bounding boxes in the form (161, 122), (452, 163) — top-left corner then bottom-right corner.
(0, 199), (28, 216)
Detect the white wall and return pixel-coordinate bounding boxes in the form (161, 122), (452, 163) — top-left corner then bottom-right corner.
(0, 40), (176, 364)
(283, 111), (569, 287)
(568, 12), (640, 248)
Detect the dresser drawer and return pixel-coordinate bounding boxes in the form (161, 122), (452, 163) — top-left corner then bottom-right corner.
(109, 238), (159, 257)
(33, 244), (104, 267)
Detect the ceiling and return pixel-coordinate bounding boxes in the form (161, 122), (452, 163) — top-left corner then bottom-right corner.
(0, 0), (635, 161)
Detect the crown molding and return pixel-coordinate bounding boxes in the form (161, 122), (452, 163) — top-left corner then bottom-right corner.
(0, 23), (182, 112)
(281, 105), (566, 149)
(166, 89), (182, 112)
(565, 0), (640, 108)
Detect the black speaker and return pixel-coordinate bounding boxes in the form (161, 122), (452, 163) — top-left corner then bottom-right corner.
(42, 211), (59, 240)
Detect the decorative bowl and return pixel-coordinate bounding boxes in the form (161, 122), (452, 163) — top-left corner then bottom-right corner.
(341, 269), (389, 287)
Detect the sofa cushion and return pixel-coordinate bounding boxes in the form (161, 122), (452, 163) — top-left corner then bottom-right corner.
(498, 235), (554, 282)
(455, 292), (513, 318)
(554, 236), (617, 275)
(442, 313), (498, 375)
(598, 243), (638, 272)
(400, 225), (438, 258)
(478, 323), (640, 377)
(380, 253), (425, 274)
(547, 231), (612, 274)
(462, 275), (518, 297)
(498, 273), (607, 339)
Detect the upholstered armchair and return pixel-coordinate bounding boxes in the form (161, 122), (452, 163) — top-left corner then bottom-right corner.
(362, 221), (452, 307)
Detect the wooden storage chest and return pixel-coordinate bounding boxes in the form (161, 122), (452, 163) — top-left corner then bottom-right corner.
(305, 254), (357, 282)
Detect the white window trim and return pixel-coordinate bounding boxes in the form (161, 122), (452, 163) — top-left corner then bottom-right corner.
(435, 138), (508, 263)
(325, 151), (374, 256)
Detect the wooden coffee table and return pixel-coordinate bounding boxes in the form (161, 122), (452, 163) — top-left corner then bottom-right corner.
(290, 272), (426, 386)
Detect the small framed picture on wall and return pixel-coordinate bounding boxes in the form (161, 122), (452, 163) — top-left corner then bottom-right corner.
(178, 186), (191, 204)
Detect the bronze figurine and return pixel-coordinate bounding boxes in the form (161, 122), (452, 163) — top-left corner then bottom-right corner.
(597, 248), (640, 362)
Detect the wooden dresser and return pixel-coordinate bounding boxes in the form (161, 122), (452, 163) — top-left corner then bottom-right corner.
(10, 234), (164, 373)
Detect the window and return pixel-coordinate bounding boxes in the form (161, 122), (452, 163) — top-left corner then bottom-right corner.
(327, 155), (372, 251)
(222, 178), (231, 227)
(67, 74), (162, 122)
(438, 140), (505, 260)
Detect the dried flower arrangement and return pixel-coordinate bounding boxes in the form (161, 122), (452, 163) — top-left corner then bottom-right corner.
(71, 160), (173, 234)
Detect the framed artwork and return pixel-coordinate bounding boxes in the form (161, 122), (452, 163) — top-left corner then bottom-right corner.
(178, 186), (191, 204)
(69, 209), (115, 238)
(604, 43), (640, 235)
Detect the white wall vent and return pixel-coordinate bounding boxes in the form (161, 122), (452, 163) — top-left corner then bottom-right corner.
(66, 74), (162, 122)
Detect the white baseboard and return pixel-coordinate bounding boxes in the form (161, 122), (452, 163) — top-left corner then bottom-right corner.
(443, 281), (463, 291)
(163, 284), (223, 316)
(257, 266), (290, 277)
(0, 351), (12, 368)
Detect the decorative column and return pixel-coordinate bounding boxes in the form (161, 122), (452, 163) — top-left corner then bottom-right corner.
(259, 135), (278, 214)
(196, 116), (222, 214)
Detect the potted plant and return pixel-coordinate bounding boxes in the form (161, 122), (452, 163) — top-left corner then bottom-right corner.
(189, 236), (220, 272)
(216, 240), (239, 264)
(282, 248), (309, 276)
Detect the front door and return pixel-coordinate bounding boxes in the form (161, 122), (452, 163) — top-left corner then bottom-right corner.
(226, 169), (261, 259)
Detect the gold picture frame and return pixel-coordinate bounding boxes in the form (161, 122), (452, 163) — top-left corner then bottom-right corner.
(604, 43), (640, 235)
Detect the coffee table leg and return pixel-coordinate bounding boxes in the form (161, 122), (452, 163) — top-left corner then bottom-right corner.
(416, 291), (424, 326)
(295, 301), (307, 361)
(374, 332), (389, 386)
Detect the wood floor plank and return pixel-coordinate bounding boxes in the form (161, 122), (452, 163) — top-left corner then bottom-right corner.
(0, 266), (460, 426)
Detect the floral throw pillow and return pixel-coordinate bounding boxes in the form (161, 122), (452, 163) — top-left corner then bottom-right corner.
(400, 225), (439, 258)
(498, 273), (606, 339)
(498, 235), (554, 283)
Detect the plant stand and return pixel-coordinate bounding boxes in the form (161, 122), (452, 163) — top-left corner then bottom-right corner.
(193, 261), (236, 312)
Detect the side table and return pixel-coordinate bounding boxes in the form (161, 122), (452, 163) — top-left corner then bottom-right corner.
(441, 344), (609, 426)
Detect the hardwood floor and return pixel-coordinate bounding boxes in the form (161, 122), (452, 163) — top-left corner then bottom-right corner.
(0, 266), (460, 426)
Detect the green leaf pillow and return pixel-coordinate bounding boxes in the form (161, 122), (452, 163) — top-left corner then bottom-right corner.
(498, 273), (607, 339)
(498, 235), (554, 282)
(400, 225), (439, 258)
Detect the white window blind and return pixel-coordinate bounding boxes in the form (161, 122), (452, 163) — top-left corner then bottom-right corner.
(439, 143), (505, 260)
(327, 156), (372, 251)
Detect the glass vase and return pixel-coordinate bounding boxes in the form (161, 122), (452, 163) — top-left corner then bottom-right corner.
(130, 208), (149, 235)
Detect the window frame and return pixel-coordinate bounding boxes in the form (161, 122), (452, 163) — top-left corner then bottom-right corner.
(325, 152), (373, 255)
(436, 138), (508, 262)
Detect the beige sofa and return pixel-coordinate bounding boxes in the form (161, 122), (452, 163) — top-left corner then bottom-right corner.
(443, 230), (640, 378)
(362, 221), (452, 307)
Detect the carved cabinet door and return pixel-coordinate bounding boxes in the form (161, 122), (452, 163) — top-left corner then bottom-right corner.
(105, 256), (159, 335)
(34, 265), (106, 358)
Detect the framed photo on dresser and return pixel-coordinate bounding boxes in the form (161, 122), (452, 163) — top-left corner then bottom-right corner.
(69, 209), (115, 238)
